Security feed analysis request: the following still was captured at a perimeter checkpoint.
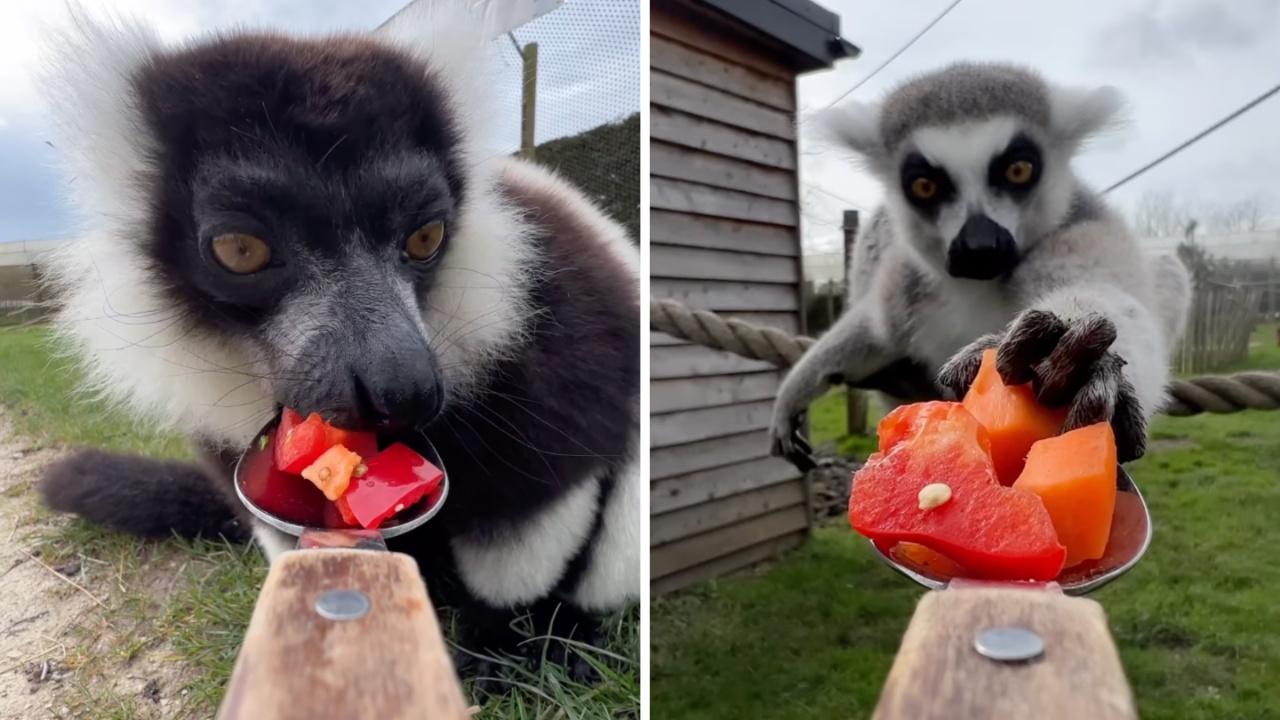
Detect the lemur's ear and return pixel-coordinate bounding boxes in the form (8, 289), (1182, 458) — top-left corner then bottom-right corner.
(1048, 84), (1127, 148)
(814, 100), (887, 164)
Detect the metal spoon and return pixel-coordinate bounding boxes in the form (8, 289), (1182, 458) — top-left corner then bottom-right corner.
(232, 417), (449, 550)
(218, 419), (465, 719)
(867, 465), (1152, 595)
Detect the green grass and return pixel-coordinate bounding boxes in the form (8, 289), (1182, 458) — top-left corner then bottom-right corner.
(653, 325), (1280, 720)
(0, 325), (638, 719)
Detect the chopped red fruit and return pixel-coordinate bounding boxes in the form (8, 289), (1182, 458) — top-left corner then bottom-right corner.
(340, 443), (444, 530)
(322, 498), (359, 530)
(326, 427), (379, 460)
(274, 407), (379, 475)
(334, 495), (360, 527)
(241, 430), (327, 526)
(848, 402), (1067, 582)
(274, 410), (332, 475)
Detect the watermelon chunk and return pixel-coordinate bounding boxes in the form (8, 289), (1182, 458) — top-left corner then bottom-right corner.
(848, 401), (1067, 582)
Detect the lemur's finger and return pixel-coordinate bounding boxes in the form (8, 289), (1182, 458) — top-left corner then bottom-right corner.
(1061, 353), (1121, 429)
(937, 333), (1002, 398)
(1034, 313), (1118, 407)
(996, 309), (1068, 385)
(1059, 352), (1145, 462)
(1111, 371), (1146, 463)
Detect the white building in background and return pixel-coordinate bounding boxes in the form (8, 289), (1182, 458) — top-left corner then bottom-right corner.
(0, 239), (69, 268)
(802, 231), (1280, 286)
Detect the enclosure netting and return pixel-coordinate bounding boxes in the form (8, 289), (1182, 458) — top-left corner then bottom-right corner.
(489, 0), (641, 243)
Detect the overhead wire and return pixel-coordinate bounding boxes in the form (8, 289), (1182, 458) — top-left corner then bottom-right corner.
(812, 0), (966, 116)
(1101, 80), (1280, 194)
(800, 0), (964, 214)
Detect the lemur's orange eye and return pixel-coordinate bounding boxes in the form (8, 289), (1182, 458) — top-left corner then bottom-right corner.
(405, 221), (446, 261)
(910, 177), (937, 200)
(1006, 160), (1035, 184)
(212, 233), (271, 274)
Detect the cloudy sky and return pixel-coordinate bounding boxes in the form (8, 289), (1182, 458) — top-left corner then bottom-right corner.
(797, 0), (1280, 253)
(0, 0), (638, 243)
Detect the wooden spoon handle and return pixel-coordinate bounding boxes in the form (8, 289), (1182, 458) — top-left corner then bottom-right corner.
(871, 586), (1137, 720)
(215, 549), (471, 720)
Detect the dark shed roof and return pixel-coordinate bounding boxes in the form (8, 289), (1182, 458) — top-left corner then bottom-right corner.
(696, 0), (860, 72)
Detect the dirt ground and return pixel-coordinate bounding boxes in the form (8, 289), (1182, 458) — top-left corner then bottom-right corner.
(0, 412), (199, 719)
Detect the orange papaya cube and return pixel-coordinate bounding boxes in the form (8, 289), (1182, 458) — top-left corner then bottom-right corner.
(300, 444), (363, 501)
(962, 348), (1068, 485)
(1012, 422), (1118, 568)
(850, 401), (1066, 582)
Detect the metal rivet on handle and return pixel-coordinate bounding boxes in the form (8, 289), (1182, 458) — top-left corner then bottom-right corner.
(974, 626), (1044, 663)
(315, 589), (370, 621)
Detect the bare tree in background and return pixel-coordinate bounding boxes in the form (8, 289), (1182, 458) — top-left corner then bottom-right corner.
(1131, 189), (1195, 238)
(1207, 196), (1267, 233)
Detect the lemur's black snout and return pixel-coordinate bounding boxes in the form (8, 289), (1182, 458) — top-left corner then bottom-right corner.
(349, 335), (444, 433)
(947, 214), (1019, 281)
(279, 304), (445, 433)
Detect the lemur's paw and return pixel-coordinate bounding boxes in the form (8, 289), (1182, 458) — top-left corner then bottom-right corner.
(1000, 309), (1144, 462)
(768, 409), (816, 472)
(937, 333), (1002, 399)
(940, 310), (1146, 462)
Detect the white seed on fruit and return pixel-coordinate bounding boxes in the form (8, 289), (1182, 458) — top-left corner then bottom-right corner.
(318, 467), (331, 482)
(394, 503), (405, 513)
(918, 483), (952, 510)
(353, 463), (368, 478)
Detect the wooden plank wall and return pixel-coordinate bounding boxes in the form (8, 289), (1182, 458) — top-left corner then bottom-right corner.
(650, 2), (810, 596)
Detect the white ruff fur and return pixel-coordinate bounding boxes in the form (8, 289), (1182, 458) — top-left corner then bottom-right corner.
(34, 1), (539, 451)
(452, 475), (602, 608)
(572, 450), (642, 612)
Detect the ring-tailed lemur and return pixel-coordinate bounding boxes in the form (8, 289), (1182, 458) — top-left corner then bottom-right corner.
(32, 1), (639, 692)
(771, 62), (1191, 467)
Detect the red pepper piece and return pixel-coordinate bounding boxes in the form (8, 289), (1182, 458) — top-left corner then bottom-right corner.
(274, 410), (332, 475)
(322, 498), (359, 529)
(326, 427), (379, 460)
(274, 407), (379, 473)
(848, 401), (1067, 582)
(340, 443), (443, 530)
(241, 430), (327, 526)
(334, 495), (360, 527)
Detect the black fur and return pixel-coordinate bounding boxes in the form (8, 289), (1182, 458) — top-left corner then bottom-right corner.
(39, 449), (250, 543)
(129, 33), (466, 341)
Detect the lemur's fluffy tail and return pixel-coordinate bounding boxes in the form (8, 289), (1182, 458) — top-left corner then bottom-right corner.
(39, 449), (251, 544)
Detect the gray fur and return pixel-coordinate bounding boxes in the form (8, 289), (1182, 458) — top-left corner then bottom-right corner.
(772, 63), (1190, 464)
(878, 62), (1053, 151)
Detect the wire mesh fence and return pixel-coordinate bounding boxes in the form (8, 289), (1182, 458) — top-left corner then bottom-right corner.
(493, 0), (641, 242)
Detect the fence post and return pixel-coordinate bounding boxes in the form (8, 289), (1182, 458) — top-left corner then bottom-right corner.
(520, 42), (539, 161)
(843, 210), (868, 436)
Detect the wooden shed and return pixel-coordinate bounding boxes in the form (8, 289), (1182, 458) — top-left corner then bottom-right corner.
(650, 0), (858, 594)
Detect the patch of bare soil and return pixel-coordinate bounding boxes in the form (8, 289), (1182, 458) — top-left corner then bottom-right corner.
(0, 412), (201, 719)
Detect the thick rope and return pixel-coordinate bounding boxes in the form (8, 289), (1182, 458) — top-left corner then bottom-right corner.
(651, 297), (1280, 417)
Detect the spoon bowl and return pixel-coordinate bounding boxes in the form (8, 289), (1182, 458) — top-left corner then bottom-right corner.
(868, 464), (1151, 595)
(233, 417), (449, 539)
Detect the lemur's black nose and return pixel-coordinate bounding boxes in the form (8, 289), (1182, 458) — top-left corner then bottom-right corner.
(947, 214), (1019, 280)
(346, 330), (444, 433)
